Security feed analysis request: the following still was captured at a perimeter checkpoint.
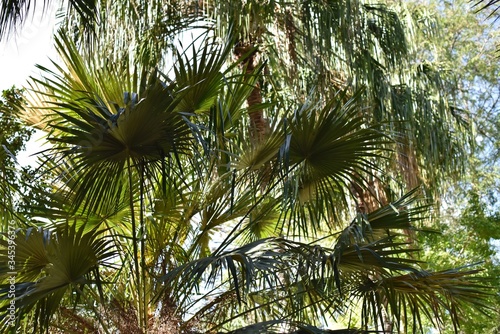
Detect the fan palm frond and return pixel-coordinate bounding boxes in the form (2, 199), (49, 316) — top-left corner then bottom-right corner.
(0, 0), (99, 41)
(280, 89), (388, 234)
(28, 31), (196, 215)
(173, 31), (236, 115)
(151, 189), (490, 332)
(472, 0), (500, 19)
(357, 265), (493, 332)
(0, 223), (114, 331)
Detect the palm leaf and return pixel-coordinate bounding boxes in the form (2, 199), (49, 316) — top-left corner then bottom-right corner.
(29, 32), (196, 216)
(0, 223), (115, 331)
(173, 31), (236, 115)
(0, 0), (96, 41)
(472, 0), (500, 19)
(157, 238), (280, 306)
(280, 88), (389, 234)
(356, 265), (493, 332)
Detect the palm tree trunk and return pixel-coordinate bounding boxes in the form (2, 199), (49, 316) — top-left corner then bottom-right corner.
(235, 42), (274, 191)
(248, 84), (268, 145)
(235, 43), (269, 146)
(351, 176), (389, 214)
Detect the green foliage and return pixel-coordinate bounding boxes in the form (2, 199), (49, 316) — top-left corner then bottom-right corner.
(407, 1), (500, 332)
(0, 224), (115, 332)
(0, 0), (497, 333)
(0, 87), (34, 231)
(0, 88), (34, 173)
(420, 192), (500, 334)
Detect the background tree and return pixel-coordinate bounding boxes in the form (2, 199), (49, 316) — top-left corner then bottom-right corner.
(0, 87), (34, 229)
(405, 0), (500, 332)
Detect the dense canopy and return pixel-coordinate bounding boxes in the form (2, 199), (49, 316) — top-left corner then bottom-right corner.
(0, 0), (499, 333)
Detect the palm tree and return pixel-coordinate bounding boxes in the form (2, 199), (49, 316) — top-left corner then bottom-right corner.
(0, 21), (492, 333)
(1, 1), (471, 205)
(1, 0), (494, 332)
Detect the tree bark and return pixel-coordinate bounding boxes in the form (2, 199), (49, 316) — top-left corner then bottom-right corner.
(234, 43), (270, 146)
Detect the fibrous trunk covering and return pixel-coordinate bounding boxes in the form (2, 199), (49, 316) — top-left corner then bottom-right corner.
(234, 43), (269, 146)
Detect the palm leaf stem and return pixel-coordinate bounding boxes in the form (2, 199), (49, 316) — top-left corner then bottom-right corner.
(126, 156), (142, 330)
(211, 169), (286, 256)
(72, 285), (112, 334)
(139, 160), (148, 333)
(207, 285), (340, 332)
(181, 288), (235, 331)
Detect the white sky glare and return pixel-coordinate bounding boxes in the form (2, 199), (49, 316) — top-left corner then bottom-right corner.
(0, 3), (59, 166)
(0, 3), (58, 91)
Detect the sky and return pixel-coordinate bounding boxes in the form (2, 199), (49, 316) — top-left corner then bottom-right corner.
(0, 3), (58, 91)
(0, 4), (58, 165)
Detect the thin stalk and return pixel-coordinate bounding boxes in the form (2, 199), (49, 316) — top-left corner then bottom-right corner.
(126, 157), (142, 330)
(74, 285), (112, 334)
(139, 160), (148, 332)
